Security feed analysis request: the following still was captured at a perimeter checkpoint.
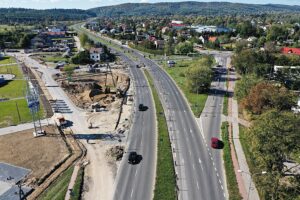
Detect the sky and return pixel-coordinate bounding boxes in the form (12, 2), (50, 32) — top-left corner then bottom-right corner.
(0, 0), (300, 9)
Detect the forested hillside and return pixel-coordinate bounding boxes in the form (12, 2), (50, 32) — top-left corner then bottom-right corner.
(0, 8), (96, 24)
(89, 2), (300, 17)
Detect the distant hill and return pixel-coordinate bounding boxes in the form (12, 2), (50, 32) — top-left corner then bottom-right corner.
(89, 1), (300, 17)
(0, 8), (96, 23)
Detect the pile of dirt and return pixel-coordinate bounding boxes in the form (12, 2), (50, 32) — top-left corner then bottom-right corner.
(106, 146), (124, 161)
(61, 70), (130, 110)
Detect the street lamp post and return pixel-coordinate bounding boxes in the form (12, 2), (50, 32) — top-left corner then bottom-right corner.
(238, 169), (267, 200)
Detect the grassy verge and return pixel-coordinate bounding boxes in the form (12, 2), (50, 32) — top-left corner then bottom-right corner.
(223, 94), (228, 116)
(144, 70), (176, 200)
(38, 166), (74, 200)
(0, 99), (44, 128)
(128, 43), (164, 55)
(162, 60), (208, 117)
(70, 167), (84, 200)
(239, 125), (256, 175)
(221, 122), (242, 200)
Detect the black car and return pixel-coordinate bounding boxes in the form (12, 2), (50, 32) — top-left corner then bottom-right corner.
(128, 152), (138, 164)
(139, 104), (148, 111)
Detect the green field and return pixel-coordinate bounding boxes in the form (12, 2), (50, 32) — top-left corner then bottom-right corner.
(0, 80), (27, 99)
(0, 99), (44, 128)
(145, 70), (176, 200)
(35, 54), (69, 63)
(71, 168), (84, 200)
(0, 64), (23, 79)
(38, 166), (74, 200)
(0, 57), (16, 65)
(221, 122), (242, 200)
(162, 60), (208, 117)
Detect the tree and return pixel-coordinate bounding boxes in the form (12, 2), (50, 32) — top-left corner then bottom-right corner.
(64, 66), (75, 81)
(175, 41), (193, 55)
(232, 49), (257, 74)
(79, 33), (89, 47)
(235, 74), (262, 101)
(266, 25), (288, 42)
(71, 50), (92, 64)
(248, 110), (300, 199)
(241, 82), (296, 114)
(185, 58), (213, 93)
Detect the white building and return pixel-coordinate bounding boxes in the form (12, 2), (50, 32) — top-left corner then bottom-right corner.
(90, 47), (104, 62)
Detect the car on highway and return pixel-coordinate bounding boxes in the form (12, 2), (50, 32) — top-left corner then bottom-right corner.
(211, 137), (220, 149)
(139, 104), (148, 111)
(128, 152), (142, 164)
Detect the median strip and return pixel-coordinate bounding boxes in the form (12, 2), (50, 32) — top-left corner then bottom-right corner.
(144, 70), (176, 200)
(221, 122), (242, 200)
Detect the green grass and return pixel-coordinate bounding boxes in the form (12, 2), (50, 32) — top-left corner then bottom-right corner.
(38, 166), (74, 200)
(128, 43), (164, 55)
(221, 122), (242, 200)
(0, 99), (44, 128)
(144, 70), (176, 200)
(0, 80), (27, 98)
(162, 60), (208, 117)
(0, 56), (16, 65)
(0, 64), (23, 79)
(70, 168), (83, 200)
(40, 55), (69, 63)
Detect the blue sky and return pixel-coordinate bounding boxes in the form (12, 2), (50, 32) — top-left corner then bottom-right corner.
(1, 0), (300, 9)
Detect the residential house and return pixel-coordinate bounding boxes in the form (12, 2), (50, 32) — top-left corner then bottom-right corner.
(209, 36), (219, 43)
(162, 27), (170, 34)
(90, 47), (104, 62)
(247, 36), (258, 43)
(154, 40), (165, 49)
(281, 47), (300, 56)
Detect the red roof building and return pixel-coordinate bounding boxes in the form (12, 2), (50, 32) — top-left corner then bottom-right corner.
(281, 47), (300, 56)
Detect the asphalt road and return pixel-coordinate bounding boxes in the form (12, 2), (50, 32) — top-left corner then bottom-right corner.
(112, 53), (156, 200)
(75, 25), (229, 200)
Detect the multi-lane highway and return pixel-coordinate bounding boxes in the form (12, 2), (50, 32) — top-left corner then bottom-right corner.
(112, 52), (156, 200)
(74, 25), (157, 200)
(75, 24), (229, 200)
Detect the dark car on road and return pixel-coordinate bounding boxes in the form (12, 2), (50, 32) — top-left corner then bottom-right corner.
(211, 137), (224, 149)
(128, 152), (142, 164)
(139, 104), (148, 111)
(211, 137), (220, 149)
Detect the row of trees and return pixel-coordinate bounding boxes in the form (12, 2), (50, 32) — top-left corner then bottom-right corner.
(235, 74), (299, 199)
(232, 49), (300, 90)
(185, 56), (214, 93)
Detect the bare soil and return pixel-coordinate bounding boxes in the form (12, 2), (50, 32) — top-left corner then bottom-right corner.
(0, 126), (69, 187)
(60, 70), (129, 110)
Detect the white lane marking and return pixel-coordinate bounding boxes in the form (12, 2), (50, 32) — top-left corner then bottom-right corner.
(197, 181), (200, 190)
(190, 129), (193, 133)
(131, 189), (134, 198)
(221, 185), (224, 190)
(182, 158), (184, 165)
(189, 150), (192, 156)
(198, 158), (202, 164)
(193, 164), (195, 170)
(215, 167), (217, 171)
(216, 173), (219, 177)
(135, 170), (138, 177)
(219, 179), (222, 185)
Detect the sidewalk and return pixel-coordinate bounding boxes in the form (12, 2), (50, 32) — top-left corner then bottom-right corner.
(65, 165), (80, 200)
(0, 118), (53, 136)
(227, 71), (260, 200)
